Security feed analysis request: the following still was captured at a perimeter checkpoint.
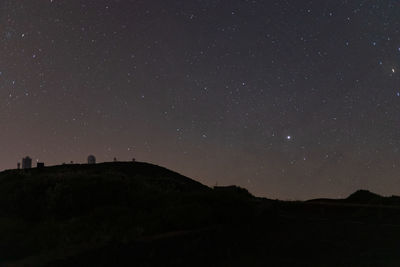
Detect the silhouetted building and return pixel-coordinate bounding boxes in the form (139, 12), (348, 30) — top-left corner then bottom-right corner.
(17, 162), (21, 169)
(37, 162), (45, 169)
(114, 157), (117, 162)
(22, 157), (32, 169)
(87, 155), (96, 164)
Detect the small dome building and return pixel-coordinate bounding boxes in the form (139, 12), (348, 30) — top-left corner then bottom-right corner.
(22, 156), (32, 169)
(87, 155), (96, 164)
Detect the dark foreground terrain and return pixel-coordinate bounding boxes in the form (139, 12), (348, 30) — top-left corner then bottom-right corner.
(1, 162), (399, 266)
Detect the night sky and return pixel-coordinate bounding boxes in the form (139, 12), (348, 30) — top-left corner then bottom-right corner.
(1, 0), (400, 199)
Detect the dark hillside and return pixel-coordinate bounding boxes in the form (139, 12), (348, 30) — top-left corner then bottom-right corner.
(344, 189), (400, 206)
(0, 163), (399, 266)
(0, 162), (256, 265)
(346, 189), (383, 204)
(0, 162), (209, 219)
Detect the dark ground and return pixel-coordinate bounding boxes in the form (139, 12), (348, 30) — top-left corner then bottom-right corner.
(0, 162), (399, 266)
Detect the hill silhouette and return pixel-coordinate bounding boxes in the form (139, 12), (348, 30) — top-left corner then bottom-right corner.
(0, 162), (399, 266)
(346, 189), (382, 203)
(344, 189), (400, 206)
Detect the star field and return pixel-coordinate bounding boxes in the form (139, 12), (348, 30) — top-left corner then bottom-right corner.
(1, 0), (400, 199)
